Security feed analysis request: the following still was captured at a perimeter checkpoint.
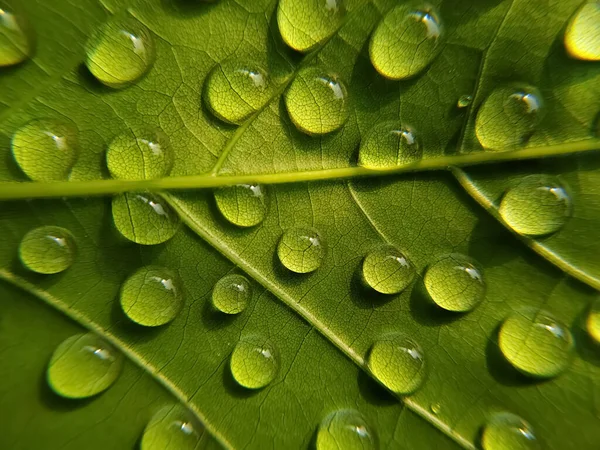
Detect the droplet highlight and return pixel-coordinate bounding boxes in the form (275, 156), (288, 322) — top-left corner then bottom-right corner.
(212, 274), (251, 315)
(316, 409), (377, 450)
(358, 121), (421, 169)
(277, 227), (325, 273)
(19, 226), (76, 274)
(481, 412), (539, 450)
(0, 2), (33, 66)
(564, 2), (600, 61)
(107, 129), (172, 180)
(230, 336), (279, 389)
(361, 246), (415, 294)
(141, 404), (203, 450)
(214, 184), (267, 227)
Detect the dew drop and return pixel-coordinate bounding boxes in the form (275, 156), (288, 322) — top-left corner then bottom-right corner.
(499, 309), (574, 379)
(277, 0), (346, 53)
(457, 94), (473, 108)
(358, 121), (421, 169)
(424, 254), (485, 312)
(85, 17), (155, 88)
(277, 227), (325, 274)
(11, 119), (79, 181)
(112, 192), (180, 245)
(230, 336), (279, 389)
(361, 246), (415, 294)
(564, 2), (600, 61)
(316, 409), (377, 450)
(284, 66), (349, 135)
(369, 4), (444, 80)
(586, 298), (600, 344)
(19, 226), (76, 274)
(499, 175), (572, 237)
(47, 333), (123, 399)
(214, 184), (267, 228)
(141, 404), (203, 450)
(430, 403), (441, 415)
(0, 2), (33, 67)
(212, 274), (251, 315)
(481, 412), (540, 450)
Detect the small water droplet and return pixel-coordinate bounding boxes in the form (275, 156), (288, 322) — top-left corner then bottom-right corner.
(316, 409), (377, 450)
(230, 336), (279, 389)
(430, 403), (441, 414)
(369, 4), (444, 80)
(284, 66), (349, 135)
(424, 254), (485, 312)
(481, 412), (539, 450)
(107, 129), (172, 180)
(586, 298), (600, 344)
(85, 16), (155, 88)
(359, 121), (421, 169)
(11, 119), (79, 181)
(212, 274), (251, 315)
(499, 309), (574, 379)
(564, 2), (600, 61)
(214, 184), (267, 227)
(19, 226), (76, 274)
(457, 94), (473, 108)
(141, 404), (203, 450)
(0, 2), (33, 66)
(47, 333), (123, 399)
(361, 246), (415, 294)
(277, 226), (325, 273)
(112, 192), (180, 245)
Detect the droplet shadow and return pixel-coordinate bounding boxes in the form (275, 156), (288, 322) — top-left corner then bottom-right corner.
(409, 276), (466, 327)
(200, 299), (239, 331)
(160, 0), (219, 18)
(221, 360), (258, 399)
(357, 370), (398, 407)
(38, 365), (95, 411)
(349, 265), (401, 309)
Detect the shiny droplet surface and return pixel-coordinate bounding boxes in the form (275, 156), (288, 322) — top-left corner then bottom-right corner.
(107, 129), (172, 180)
(12, 119), (79, 181)
(586, 299), (600, 344)
(361, 246), (415, 294)
(358, 121), (421, 169)
(47, 333), (123, 399)
(499, 175), (572, 237)
(277, 0), (345, 53)
(564, 2), (600, 61)
(19, 226), (76, 274)
(481, 412), (539, 450)
(499, 309), (574, 379)
(0, 2), (33, 66)
(316, 409), (377, 450)
(369, 4), (443, 80)
(277, 227), (325, 273)
(424, 254), (485, 312)
(367, 334), (425, 395)
(112, 192), (180, 245)
(457, 94), (473, 108)
(214, 184), (267, 227)
(230, 336), (279, 389)
(475, 85), (544, 150)
(204, 61), (271, 124)
(85, 17), (155, 88)
(212, 274), (251, 315)
(141, 404), (203, 450)
(284, 66), (348, 135)
(120, 266), (183, 327)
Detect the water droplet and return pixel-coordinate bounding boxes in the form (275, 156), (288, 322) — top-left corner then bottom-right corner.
(120, 266), (183, 327)
(212, 274), (251, 315)
(367, 334), (425, 395)
(499, 309), (574, 379)
(214, 184), (267, 227)
(11, 119), (79, 181)
(361, 246), (415, 294)
(277, 227), (325, 273)
(47, 333), (123, 399)
(85, 17), (155, 88)
(457, 94), (473, 108)
(204, 61), (271, 124)
(358, 121), (421, 169)
(230, 336), (279, 389)
(19, 226), (76, 274)
(430, 403), (441, 414)
(564, 2), (600, 61)
(481, 412), (539, 450)
(277, 0), (346, 53)
(141, 404), (203, 450)
(424, 254), (485, 312)
(0, 2), (33, 66)
(369, 4), (444, 80)
(284, 66), (348, 135)
(112, 193), (180, 245)
(316, 409), (377, 450)
(475, 85), (544, 150)
(106, 129), (172, 180)
(586, 298), (600, 344)
(499, 175), (572, 237)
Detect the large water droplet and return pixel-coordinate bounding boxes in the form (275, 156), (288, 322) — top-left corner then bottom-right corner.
(277, 227), (325, 273)
(141, 404), (203, 450)
(361, 246), (415, 294)
(358, 121), (421, 169)
(212, 274), (251, 315)
(230, 336), (279, 389)
(499, 309), (574, 379)
(107, 129), (172, 180)
(0, 2), (33, 66)
(424, 254), (485, 312)
(214, 184), (267, 227)
(316, 409), (377, 450)
(277, 0), (345, 53)
(369, 4), (443, 80)
(11, 119), (79, 181)
(499, 175), (572, 237)
(112, 193), (180, 245)
(284, 66), (348, 135)
(475, 85), (544, 150)
(481, 412), (539, 450)
(47, 333), (123, 399)
(564, 2), (600, 61)
(120, 266), (183, 327)
(19, 226), (76, 274)
(367, 334), (425, 395)
(85, 17), (155, 88)
(586, 298), (600, 344)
